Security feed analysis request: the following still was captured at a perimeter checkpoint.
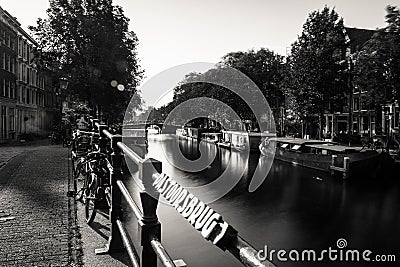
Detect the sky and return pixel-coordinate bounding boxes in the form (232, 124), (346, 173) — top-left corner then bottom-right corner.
(1, 0), (399, 107)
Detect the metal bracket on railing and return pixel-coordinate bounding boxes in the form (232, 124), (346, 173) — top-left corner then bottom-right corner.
(97, 124), (109, 153)
(139, 158), (163, 267)
(96, 134), (124, 255)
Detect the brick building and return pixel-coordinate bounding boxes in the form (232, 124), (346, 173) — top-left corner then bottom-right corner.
(0, 6), (61, 142)
(323, 27), (378, 138)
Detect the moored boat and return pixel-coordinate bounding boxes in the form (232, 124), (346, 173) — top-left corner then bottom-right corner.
(259, 137), (382, 179)
(218, 130), (275, 151)
(201, 132), (222, 143)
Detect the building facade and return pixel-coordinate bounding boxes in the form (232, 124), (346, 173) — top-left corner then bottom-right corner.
(0, 6), (61, 143)
(324, 27), (378, 138)
(0, 7), (17, 141)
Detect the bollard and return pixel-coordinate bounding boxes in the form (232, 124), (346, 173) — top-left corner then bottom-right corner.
(97, 124), (109, 154)
(89, 118), (99, 131)
(96, 134), (124, 254)
(331, 155), (337, 176)
(138, 158), (162, 267)
(343, 157), (350, 179)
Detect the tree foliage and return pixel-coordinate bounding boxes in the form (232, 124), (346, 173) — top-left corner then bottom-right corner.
(284, 7), (348, 137)
(221, 48), (285, 109)
(151, 48), (284, 128)
(354, 5), (400, 107)
(30, 0), (143, 122)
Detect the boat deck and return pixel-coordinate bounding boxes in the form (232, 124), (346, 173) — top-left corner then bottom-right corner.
(271, 137), (331, 145)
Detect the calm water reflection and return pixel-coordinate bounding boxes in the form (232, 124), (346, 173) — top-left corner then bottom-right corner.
(126, 134), (399, 267)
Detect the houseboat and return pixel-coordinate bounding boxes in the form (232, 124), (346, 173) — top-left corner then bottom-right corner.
(201, 132), (222, 143)
(218, 131), (275, 152)
(259, 137), (382, 179)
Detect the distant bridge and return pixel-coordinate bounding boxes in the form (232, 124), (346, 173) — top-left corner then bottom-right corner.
(124, 121), (181, 134)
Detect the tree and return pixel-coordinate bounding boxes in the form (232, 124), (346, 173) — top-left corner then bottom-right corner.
(221, 48), (284, 107)
(152, 48), (284, 129)
(354, 5), (400, 107)
(30, 0), (143, 122)
(284, 7), (348, 139)
(220, 48), (285, 132)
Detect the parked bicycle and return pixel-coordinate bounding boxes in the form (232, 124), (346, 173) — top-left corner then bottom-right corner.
(81, 151), (111, 223)
(50, 131), (62, 145)
(71, 132), (92, 182)
(70, 129), (112, 224)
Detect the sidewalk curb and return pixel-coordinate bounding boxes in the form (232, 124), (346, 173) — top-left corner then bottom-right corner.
(67, 147), (84, 266)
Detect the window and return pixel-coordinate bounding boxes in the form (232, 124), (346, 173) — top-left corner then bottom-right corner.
(1, 106), (7, 139)
(10, 36), (15, 51)
(27, 45), (30, 63)
(22, 64), (26, 82)
(18, 37), (22, 57)
(9, 108), (14, 131)
(27, 67), (30, 84)
(10, 57), (15, 74)
(33, 70), (37, 86)
(0, 52), (3, 69)
(5, 54), (10, 72)
(21, 86), (26, 103)
(18, 85), (22, 103)
(23, 42), (26, 59)
(1, 80), (5, 97)
(27, 89), (30, 104)
(292, 145), (301, 151)
(354, 98), (360, 111)
(26, 44), (29, 61)
(6, 33), (10, 47)
(10, 82), (15, 99)
(18, 62), (22, 80)
(360, 98), (367, 110)
(362, 116), (369, 132)
(5, 80), (10, 98)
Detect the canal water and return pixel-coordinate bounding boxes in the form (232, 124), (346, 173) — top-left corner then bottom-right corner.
(126, 134), (399, 267)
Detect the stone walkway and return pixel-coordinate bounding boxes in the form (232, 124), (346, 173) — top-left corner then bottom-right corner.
(0, 145), (75, 266)
(0, 143), (130, 267)
(0, 139), (51, 169)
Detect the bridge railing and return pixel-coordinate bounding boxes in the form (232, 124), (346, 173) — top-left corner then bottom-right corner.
(75, 119), (276, 267)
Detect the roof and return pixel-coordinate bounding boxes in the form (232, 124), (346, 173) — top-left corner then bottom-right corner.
(273, 137), (364, 152)
(345, 27), (376, 52)
(0, 5), (38, 46)
(272, 137), (333, 145)
(306, 143), (363, 153)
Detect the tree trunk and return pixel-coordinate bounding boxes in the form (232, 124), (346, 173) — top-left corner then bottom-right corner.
(319, 112), (324, 140)
(304, 121), (308, 139)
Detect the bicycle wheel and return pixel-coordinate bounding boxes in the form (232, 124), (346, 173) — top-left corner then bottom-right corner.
(74, 157), (85, 179)
(84, 173), (98, 224)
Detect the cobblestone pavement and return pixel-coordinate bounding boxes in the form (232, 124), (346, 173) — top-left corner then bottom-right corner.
(0, 143), (130, 267)
(0, 145), (76, 266)
(0, 139), (51, 169)
(76, 200), (130, 267)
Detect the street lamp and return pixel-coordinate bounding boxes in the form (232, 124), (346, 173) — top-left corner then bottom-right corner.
(59, 77), (69, 91)
(382, 105), (392, 152)
(59, 77), (69, 115)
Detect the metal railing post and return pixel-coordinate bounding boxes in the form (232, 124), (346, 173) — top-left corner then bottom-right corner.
(96, 134), (124, 254)
(90, 118), (99, 131)
(97, 124), (108, 153)
(139, 158), (162, 267)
